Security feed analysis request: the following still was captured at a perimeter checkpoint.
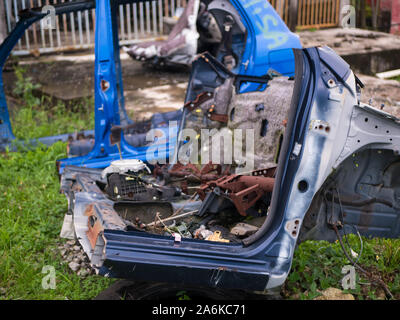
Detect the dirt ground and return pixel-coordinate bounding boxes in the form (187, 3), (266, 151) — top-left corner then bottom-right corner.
(3, 49), (400, 120)
(3, 52), (189, 121)
(358, 74), (400, 117)
(299, 28), (400, 56)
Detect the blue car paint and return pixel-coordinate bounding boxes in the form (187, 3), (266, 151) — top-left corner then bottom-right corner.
(57, 0), (301, 172)
(231, 0), (302, 92)
(56, 0), (181, 173)
(0, 0), (301, 172)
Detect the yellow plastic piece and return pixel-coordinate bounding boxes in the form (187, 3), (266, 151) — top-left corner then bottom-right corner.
(206, 231), (230, 243)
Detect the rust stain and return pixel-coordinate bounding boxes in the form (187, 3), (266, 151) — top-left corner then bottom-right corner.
(84, 203), (103, 249)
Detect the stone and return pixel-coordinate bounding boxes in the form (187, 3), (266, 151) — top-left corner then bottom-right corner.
(193, 225), (214, 240)
(72, 257), (81, 264)
(68, 261), (80, 272)
(290, 293), (300, 300)
(314, 288), (355, 300)
(77, 253), (85, 262)
(230, 222), (259, 237)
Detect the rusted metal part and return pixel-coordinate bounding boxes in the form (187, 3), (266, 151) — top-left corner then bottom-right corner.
(198, 167), (276, 198)
(85, 204), (103, 249)
(180, 179), (189, 194)
(238, 176), (275, 192)
(184, 91), (213, 112)
(208, 112), (228, 123)
(201, 161), (222, 176)
(155, 161), (226, 186)
(198, 168), (276, 216)
(68, 173), (128, 249)
(169, 162), (202, 177)
(207, 104), (229, 123)
(85, 202), (126, 250)
(230, 183), (266, 216)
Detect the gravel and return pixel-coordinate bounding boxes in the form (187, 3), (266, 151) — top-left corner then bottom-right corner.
(58, 239), (95, 277)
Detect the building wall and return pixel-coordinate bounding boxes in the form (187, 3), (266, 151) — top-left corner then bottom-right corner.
(379, 0), (400, 34)
(391, 0), (400, 34)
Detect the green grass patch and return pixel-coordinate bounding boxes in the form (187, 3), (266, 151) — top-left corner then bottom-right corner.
(0, 142), (114, 299)
(391, 75), (400, 82)
(283, 236), (400, 300)
(0, 65), (113, 300)
(10, 66), (94, 140)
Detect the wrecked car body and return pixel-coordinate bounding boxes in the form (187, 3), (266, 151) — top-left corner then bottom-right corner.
(2, 0), (400, 295)
(0, 0), (301, 156)
(125, 0), (201, 66)
(125, 0), (301, 72)
(60, 45), (400, 292)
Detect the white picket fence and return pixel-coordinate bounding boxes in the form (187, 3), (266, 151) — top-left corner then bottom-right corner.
(2, 0), (183, 55)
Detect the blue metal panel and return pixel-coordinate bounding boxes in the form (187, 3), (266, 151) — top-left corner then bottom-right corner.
(57, 0), (178, 173)
(231, 0), (302, 92)
(0, 0), (301, 171)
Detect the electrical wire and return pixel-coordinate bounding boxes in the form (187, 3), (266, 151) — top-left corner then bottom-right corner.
(322, 187), (393, 298)
(333, 224), (393, 300)
(335, 187), (363, 264)
(331, 187), (393, 299)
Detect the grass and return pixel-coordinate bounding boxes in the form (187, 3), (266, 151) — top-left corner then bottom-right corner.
(10, 66), (94, 141)
(284, 236), (400, 300)
(0, 142), (114, 299)
(0, 63), (399, 300)
(391, 75), (400, 82)
(0, 66), (113, 300)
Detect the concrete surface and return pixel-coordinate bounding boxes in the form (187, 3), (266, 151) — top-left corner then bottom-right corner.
(299, 28), (400, 75)
(358, 74), (400, 117)
(299, 28), (400, 55)
(3, 29), (400, 120)
(3, 52), (189, 121)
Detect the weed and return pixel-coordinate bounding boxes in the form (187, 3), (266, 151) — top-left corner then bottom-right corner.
(284, 235), (400, 300)
(0, 66), (109, 300)
(9, 66), (94, 141)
